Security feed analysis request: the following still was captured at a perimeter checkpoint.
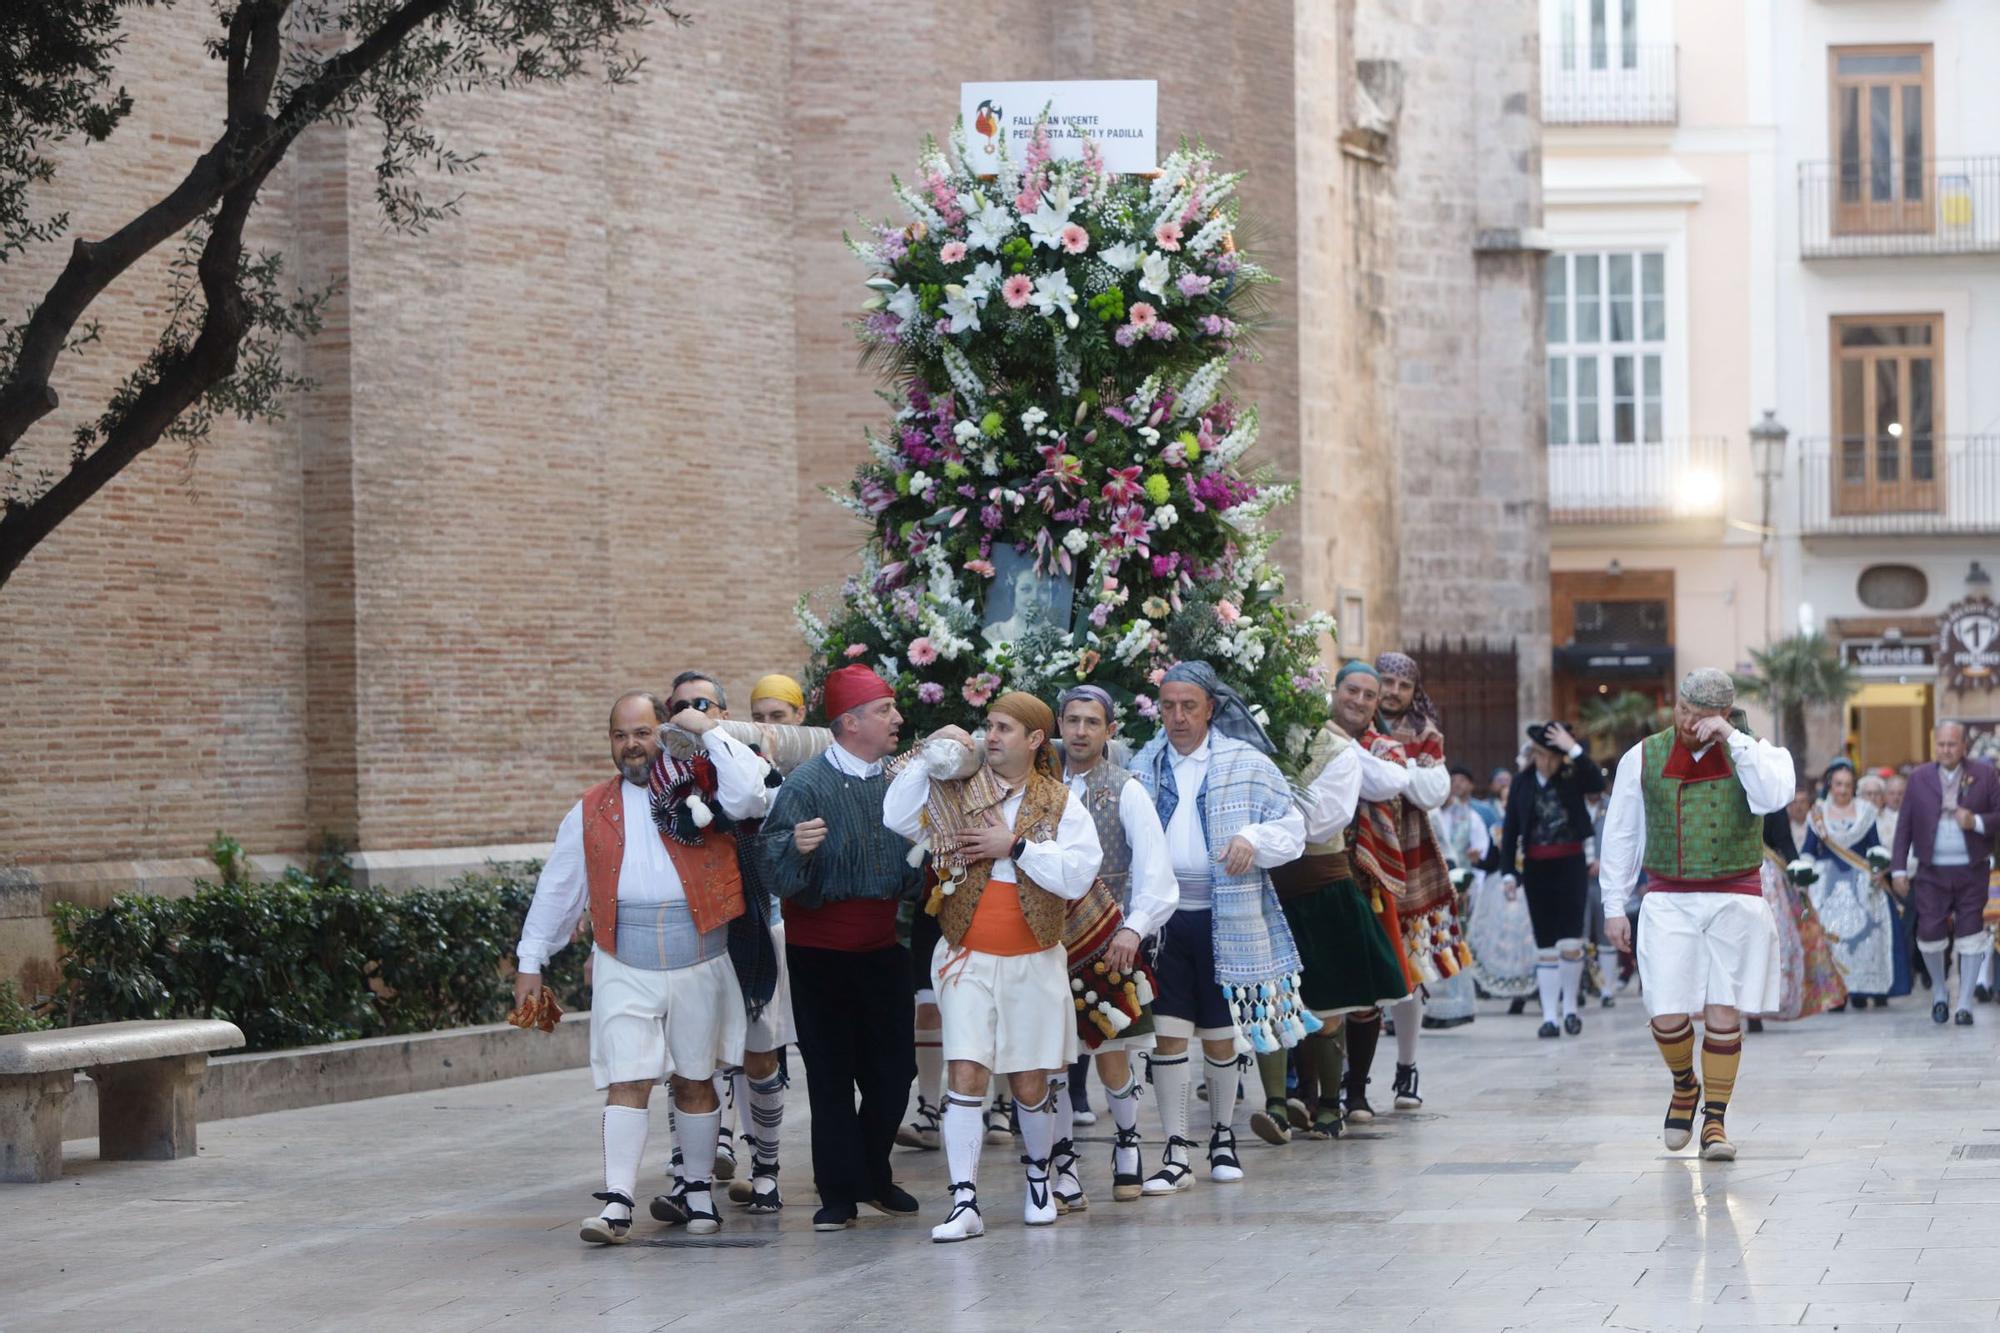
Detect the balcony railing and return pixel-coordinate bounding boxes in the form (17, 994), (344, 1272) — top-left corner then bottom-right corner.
(1549, 436), (1729, 524)
(1799, 157), (2000, 258)
(1542, 44), (1678, 126)
(1796, 435), (2000, 535)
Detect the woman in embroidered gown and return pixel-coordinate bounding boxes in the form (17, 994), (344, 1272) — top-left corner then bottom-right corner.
(1756, 809), (1845, 1022)
(1802, 760), (1909, 1008)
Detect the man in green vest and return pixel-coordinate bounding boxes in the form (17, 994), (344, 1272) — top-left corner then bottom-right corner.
(1600, 668), (1796, 1163)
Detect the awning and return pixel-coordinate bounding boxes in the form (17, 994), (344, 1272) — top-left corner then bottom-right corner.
(1553, 643), (1674, 677)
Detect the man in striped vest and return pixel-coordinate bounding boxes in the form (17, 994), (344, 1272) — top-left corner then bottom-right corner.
(1047, 684), (1178, 1207)
(1600, 668), (1796, 1162)
(513, 691), (771, 1244)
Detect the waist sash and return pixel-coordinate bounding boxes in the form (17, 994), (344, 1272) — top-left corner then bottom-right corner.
(613, 900), (729, 971)
(1269, 850), (1354, 902)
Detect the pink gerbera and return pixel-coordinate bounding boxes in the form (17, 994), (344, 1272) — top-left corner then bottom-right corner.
(1154, 220), (1184, 251)
(1001, 275), (1034, 309)
(907, 636), (940, 666)
(1060, 223), (1089, 254)
(939, 241), (967, 264)
(1127, 301), (1158, 330)
(965, 559), (997, 577)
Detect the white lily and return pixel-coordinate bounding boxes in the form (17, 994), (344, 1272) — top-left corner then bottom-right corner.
(1099, 240), (1142, 272)
(966, 200), (1016, 253)
(1138, 249), (1173, 298)
(1029, 268), (1080, 326)
(886, 284), (921, 329)
(941, 284), (982, 334)
(1024, 184), (1075, 250)
(966, 260), (1002, 300)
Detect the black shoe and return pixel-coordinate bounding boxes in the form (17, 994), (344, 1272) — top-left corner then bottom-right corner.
(867, 1183), (921, 1215)
(1392, 1063), (1422, 1110)
(812, 1202), (857, 1232)
(1538, 1021), (1560, 1038)
(1563, 1013), (1582, 1036)
(1934, 1000), (1950, 1024)
(1956, 1008), (1976, 1027)
(1344, 1082), (1375, 1123)
(1746, 1017), (1764, 1033)
(649, 1187), (689, 1225)
(1508, 997), (1529, 1015)
(1979, 985), (1993, 1004)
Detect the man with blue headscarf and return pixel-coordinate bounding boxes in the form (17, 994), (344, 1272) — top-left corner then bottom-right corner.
(1130, 660), (1317, 1195)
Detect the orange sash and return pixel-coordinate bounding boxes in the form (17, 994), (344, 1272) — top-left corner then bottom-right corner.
(959, 880), (1044, 957)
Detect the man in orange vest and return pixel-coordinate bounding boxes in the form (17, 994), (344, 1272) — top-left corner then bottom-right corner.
(513, 690), (773, 1244)
(884, 692), (1103, 1242)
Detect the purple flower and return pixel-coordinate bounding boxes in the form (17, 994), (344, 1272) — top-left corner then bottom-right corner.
(1114, 324), (1141, 347)
(1089, 601), (1112, 627)
(980, 505), (1004, 530)
(958, 484), (979, 499)
(1146, 321), (1177, 341)
(1178, 273), (1213, 297)
(917, 682), (946, 704)
(1151, 553), (1181, 578)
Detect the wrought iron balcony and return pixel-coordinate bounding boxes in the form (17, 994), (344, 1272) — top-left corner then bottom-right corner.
(1541, 43), (1678, 126)
(1799, 157), (2000, 258)
(1548, 436), (1730, 524)
(1795, 435), (2000, 535)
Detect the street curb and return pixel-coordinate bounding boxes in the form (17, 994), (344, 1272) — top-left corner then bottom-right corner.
(63, 1011), (590, 1141)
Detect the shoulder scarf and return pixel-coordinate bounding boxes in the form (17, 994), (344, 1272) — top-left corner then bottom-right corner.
(1807, 803), (1885, 885)
(1133, 732), (1321, 1052)
(1350, 725), (1470, 984)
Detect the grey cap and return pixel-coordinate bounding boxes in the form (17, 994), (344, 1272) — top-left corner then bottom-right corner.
(1677, 667), (1736, 710)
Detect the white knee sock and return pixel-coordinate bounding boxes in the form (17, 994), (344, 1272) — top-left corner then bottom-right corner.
(745, 1070), (784, 1165)
(1018, 1089), (1057, 1171)
(1536, 953), (1562, 1025)
(1982, 951), (1995, 988)
(1557, 941), (1585, 1017)
(1204, 1056), (1238, 1136)
(600, 1105), (648, 1219)
(1105, 1069), (1143, 1135)
(1958, 939), (1988, 1012)
(1922, 943), (1950, 1007)
(1107, 1069), (1142, 1173)
(1046, 1072), (1074, 1161)
(1150, 1053), (1191, 1148)
(674, 1105), (721, 1186)
(1391, 995), (1421, 1064)
(915, 1024), (944, 1110)
(941, 1092), (984, 1195)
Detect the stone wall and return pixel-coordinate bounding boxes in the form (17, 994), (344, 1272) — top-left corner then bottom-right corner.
(0, 1), (1545, 989)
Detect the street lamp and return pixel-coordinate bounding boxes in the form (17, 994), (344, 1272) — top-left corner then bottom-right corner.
(1749, 411), (1789, 642)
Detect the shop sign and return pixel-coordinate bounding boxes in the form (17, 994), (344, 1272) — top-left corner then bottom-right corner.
(1839, 638), (1936, 672)
(1940, 596), (2000, 691)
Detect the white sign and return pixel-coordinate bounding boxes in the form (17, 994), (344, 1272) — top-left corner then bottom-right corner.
(959, 80), (1158, 174)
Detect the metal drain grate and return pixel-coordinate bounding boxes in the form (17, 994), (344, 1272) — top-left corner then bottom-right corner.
(1955, 1144), (2000, 1160)
(634, 1235), (772, 1249)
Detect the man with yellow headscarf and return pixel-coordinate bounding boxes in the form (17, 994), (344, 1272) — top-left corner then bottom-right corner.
(749, 673), (809, 727)
(884, 691), (1103, 1243)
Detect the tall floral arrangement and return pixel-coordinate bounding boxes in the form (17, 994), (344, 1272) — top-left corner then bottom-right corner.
(800, 117), (1334, 769)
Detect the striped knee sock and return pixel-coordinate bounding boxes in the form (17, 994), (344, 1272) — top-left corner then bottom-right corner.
(1699, 1025), (1742, 1146)
(1652, 1017), (1699, 1145)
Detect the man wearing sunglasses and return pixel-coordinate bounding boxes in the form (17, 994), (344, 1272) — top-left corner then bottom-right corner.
(513, 683), (772, 1245)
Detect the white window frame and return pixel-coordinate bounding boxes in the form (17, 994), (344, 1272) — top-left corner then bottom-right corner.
(1543, 221), (1690, 453)
(1552, 241), (1680, 444)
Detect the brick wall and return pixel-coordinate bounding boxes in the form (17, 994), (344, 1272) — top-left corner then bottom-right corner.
(0, 2), (1545, 988)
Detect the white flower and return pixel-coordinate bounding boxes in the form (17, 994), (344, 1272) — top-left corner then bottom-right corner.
(1029, 268), (1079, 326)
(1154, 503), (1179, 530)
(1019, 405), (1047, 430)
(966, 200), (1016, 253)
(978, 450), (1000, 476)
(1024, 184), (1075, 250)
(941, 284), (982, 334)
(1136, 425), (1160, 447)
(953, 419), (984, 445)
(1138, 249), (1173, 298)
(1100, 240), (1142, 272)
(966, 260), (1002, 298)
(1062, 527), (1090, 554)
(907, 470), (930, 493)
(886, 284), (920, 329)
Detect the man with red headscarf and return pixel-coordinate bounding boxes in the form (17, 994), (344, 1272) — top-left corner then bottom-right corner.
(758, 665), (925, 1233)
(884, 690), (1103, 1243)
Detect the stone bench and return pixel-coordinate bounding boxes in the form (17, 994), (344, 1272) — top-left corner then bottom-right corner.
(1, 1019), (245, 1183)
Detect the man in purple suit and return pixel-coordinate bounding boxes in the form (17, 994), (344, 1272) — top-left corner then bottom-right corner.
(1891, 722), (2000, 1026)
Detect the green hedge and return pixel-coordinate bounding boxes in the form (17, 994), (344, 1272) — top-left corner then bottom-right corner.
(46, 859), (590, 1053)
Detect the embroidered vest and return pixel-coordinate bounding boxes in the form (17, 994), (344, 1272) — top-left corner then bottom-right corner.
(1073, 762), (1136, 911)
(581, 776), (746, 962)
(935, 769), (1071, 950)
(1294, 726), (1352, 856)
(1637, 729), (1763, 881)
